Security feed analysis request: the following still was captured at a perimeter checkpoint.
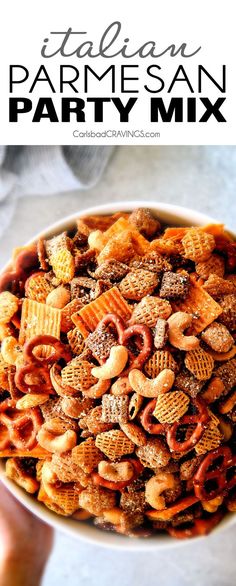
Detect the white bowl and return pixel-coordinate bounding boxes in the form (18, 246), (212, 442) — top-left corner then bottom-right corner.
(0, 200), (235, 550)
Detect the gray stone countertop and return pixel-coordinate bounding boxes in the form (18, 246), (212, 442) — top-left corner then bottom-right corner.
(0, 146), (235, 586)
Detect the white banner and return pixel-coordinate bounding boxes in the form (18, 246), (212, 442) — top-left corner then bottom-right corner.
(0, 0), (235, 144)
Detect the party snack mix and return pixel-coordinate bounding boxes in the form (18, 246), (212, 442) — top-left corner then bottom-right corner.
(0, 208), (235, 539)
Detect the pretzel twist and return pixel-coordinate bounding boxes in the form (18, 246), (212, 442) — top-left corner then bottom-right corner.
(0, 407), (42, 450)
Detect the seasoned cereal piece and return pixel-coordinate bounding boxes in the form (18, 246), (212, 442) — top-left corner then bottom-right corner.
(101, 395), (129, 424)
(144, 350), (178, 378)
(202, 322), (234, 353)
(25, 273), (53, 304)
(61, 358), (97, 391)
(70, 277), (82, 300)
(61, 299), (85, 333)
(95, 429), (135, 461)
(174, 370), (204, 398)
(195, 423), (222, 455)
(72, 230), (88, 249)
(40, 398), (64, 421)
(73, 277), (96, 291)
(85, 324), (117, 361)
(101, 217), (149, 255)
(130, 251), (172, 274)
(119, 269), (158, 301)
(153, 391), (190, 424)
(185, 347), (214, 381)
(203, 275), (235, 298)
(51, 452), (83, 483)
(76, 286), (132, 332)
(118, 511), (145, 533)
(218, 294), (236, 332)
(154, 318), (168, 349)
(128, 208), (160, 237)
(159, 271), (190, 301)
(72, 438), (103, 473)
(167, 254), (195, 272)
(67, 328), (85, 356)
(130, 296), (172, 328)
(170, 511), (199, 527)
(182, 228), (215, 262)
(136, 438), (170, 469)
(150, 238), (182, 256)
(180, 456), (203, 480)
(120, 490), (146, 513)
(79, 485), (116, 516)
(93, 260), (129, 282)
(90, 279), (112, 300)
(215, 358), (236, 393)
(51, 249), (75, 283)
(97, 231), (135, 265)
(74, 249), (96, 273)
(70, 277), (91, 301)
(79, 406), (114, 434)
(44, 271), (61, 288)
(172, 282), (222, 334)
(76, 218), (93, 238)
(45, 232), (71, 262)
(195, 254), (225, 279)
(82, 213), (129, 234)
(76, 347), (93, 362)
(19, 299), (61, 351)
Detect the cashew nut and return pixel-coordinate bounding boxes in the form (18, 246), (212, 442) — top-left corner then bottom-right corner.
(202, 495), (223, 513)
(219, 390), (236, 414)
(41, 460), (58, 486)
(218, 417), (233, 441)
(145, 472), (176, 510)
(129, 393), (144, 419)
(37, 423), (77, 454)
(128, 368), (175, 398)
(0, 291), (19, 324)
(111, 376), (133, 396)
(88, 230), (105, 251)
(82, 379), (110, 398)
(6, 458), (39, 494)
(1, 336), (22, 365)
(16, 393), (49, 410)
(46, 286), (70, 308)
(91, 345), (128, 380)
(120, 422), (147, 446)
(40, 461), (61, 500)
(0, 323), (14, 342)
(167, 312), (200, 351)
(102, 508), (124, 525)
(98, 460), (134, 482)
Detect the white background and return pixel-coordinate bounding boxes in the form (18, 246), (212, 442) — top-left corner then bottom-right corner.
(0, 0), (235, 144)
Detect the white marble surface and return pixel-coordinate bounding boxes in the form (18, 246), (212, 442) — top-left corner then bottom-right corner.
(0, 146), (236, 585)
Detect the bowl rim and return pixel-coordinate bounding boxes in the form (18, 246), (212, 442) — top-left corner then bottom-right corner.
(0, 199), (235, 550)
